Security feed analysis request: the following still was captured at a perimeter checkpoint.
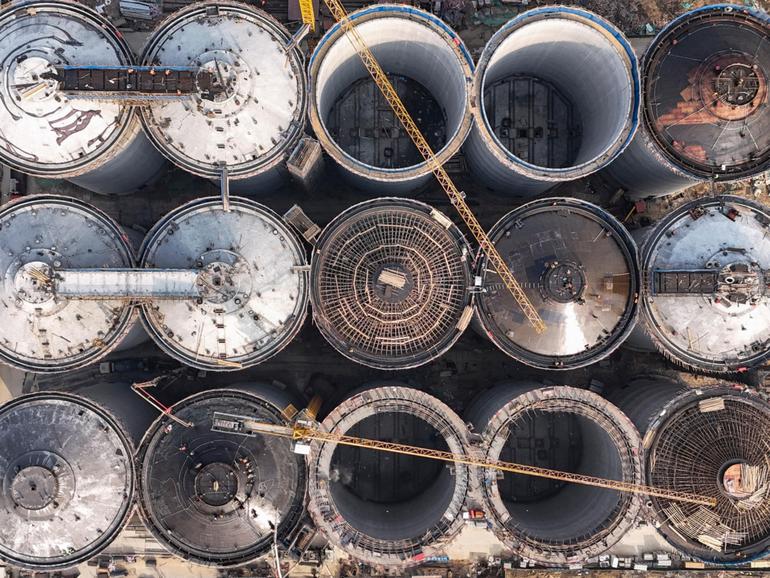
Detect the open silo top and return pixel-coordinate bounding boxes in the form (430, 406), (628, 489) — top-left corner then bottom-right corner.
(471, 7), (639, 183)
(475, 198), (639, 369)
(307, 4), (473, 189)
(139, 1), (306, 179)
(0, 1), (135, 176)
(644, 5), (770, 180)
(0, 393), (134, 570)
(139, 197), (309, 371)
(310, 198), (473, 370)
(467, 383), (643, 564)
(136, 389), (306, 566)
(645, 388), (770, 562)
(306, 385), (471, 566)
(641, 196), (770, 372)
(0, 195), (136, 372)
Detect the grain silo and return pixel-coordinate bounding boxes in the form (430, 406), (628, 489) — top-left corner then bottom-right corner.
(464, 7), (640, 196)
(139, 1), (307, 191)
(310, 198), (473, 369)
(0, 1), (165, 194)
(0, 393), (135, 569)
(307, 5), (474, 193)
(604, 5), (770, 198)
(474, 198), (640, 369)
(0, 195), (138, 372)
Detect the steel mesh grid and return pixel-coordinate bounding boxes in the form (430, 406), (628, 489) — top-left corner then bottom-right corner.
(649, 397), (770, 555)
(314, 204), (470, 367)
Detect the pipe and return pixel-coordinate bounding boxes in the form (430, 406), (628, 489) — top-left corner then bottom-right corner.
(603, 5), (770, 199)
(464, 7), (639, 197)
(307, 385), (471, 566)
(0, 1), (166, 195)
(465, 382), (643, 565)
(308, 5), (474, 193)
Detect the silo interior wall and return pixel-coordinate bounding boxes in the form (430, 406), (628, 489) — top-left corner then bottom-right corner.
(481, 18), (632, 168)
(500, 411), (625, 542)
(316, 18), (468, 164)
(328, 411), (455, 540)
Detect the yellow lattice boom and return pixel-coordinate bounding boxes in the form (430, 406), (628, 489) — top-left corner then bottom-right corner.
(317, 0), (546, 333)
(298, 0), (316, 30)
(236, 417), (715, 507)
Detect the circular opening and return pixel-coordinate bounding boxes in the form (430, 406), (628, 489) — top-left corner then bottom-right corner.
(715, 62), (762, 107)
(11, 466), (58, 511)
(496, 410), (625, 544)
(540, 261), (587, 303)
(720, 461), (754, 500)
(195, 462), (239, 507)
(329, 412), (452, 541)
(481, 17), (633, 172)
(315, 12), (469, 172)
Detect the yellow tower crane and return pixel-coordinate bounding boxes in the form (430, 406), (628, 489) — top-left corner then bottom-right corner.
(262, 0), (718, 512)
(211, 410), (716, 507)
(298, 0), (546, 333)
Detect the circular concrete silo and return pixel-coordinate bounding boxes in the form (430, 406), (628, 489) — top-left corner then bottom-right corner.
(0, 393), (135, 570)
(464, 6), (639, 196)
(308, 5), (474, 193)
(135, 386), (307, 566)
(310, 198), (473, 369)
(0, 1), (165, 194)
(613, 379), (770, 563)
(474, 198), (640, 369)
(307, 385), (471, 567)
(0, 195), (138, 372)
(139, 1), (306, 191)
(604, 5), (770, 199)
(466, 383), (643, 565)
(139, 196), (309, 371)
(638, 196), (770, 373)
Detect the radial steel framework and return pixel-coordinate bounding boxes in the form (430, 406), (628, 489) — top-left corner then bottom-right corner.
(311, 199), (473, 369)
(644, 388), (770, 562)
